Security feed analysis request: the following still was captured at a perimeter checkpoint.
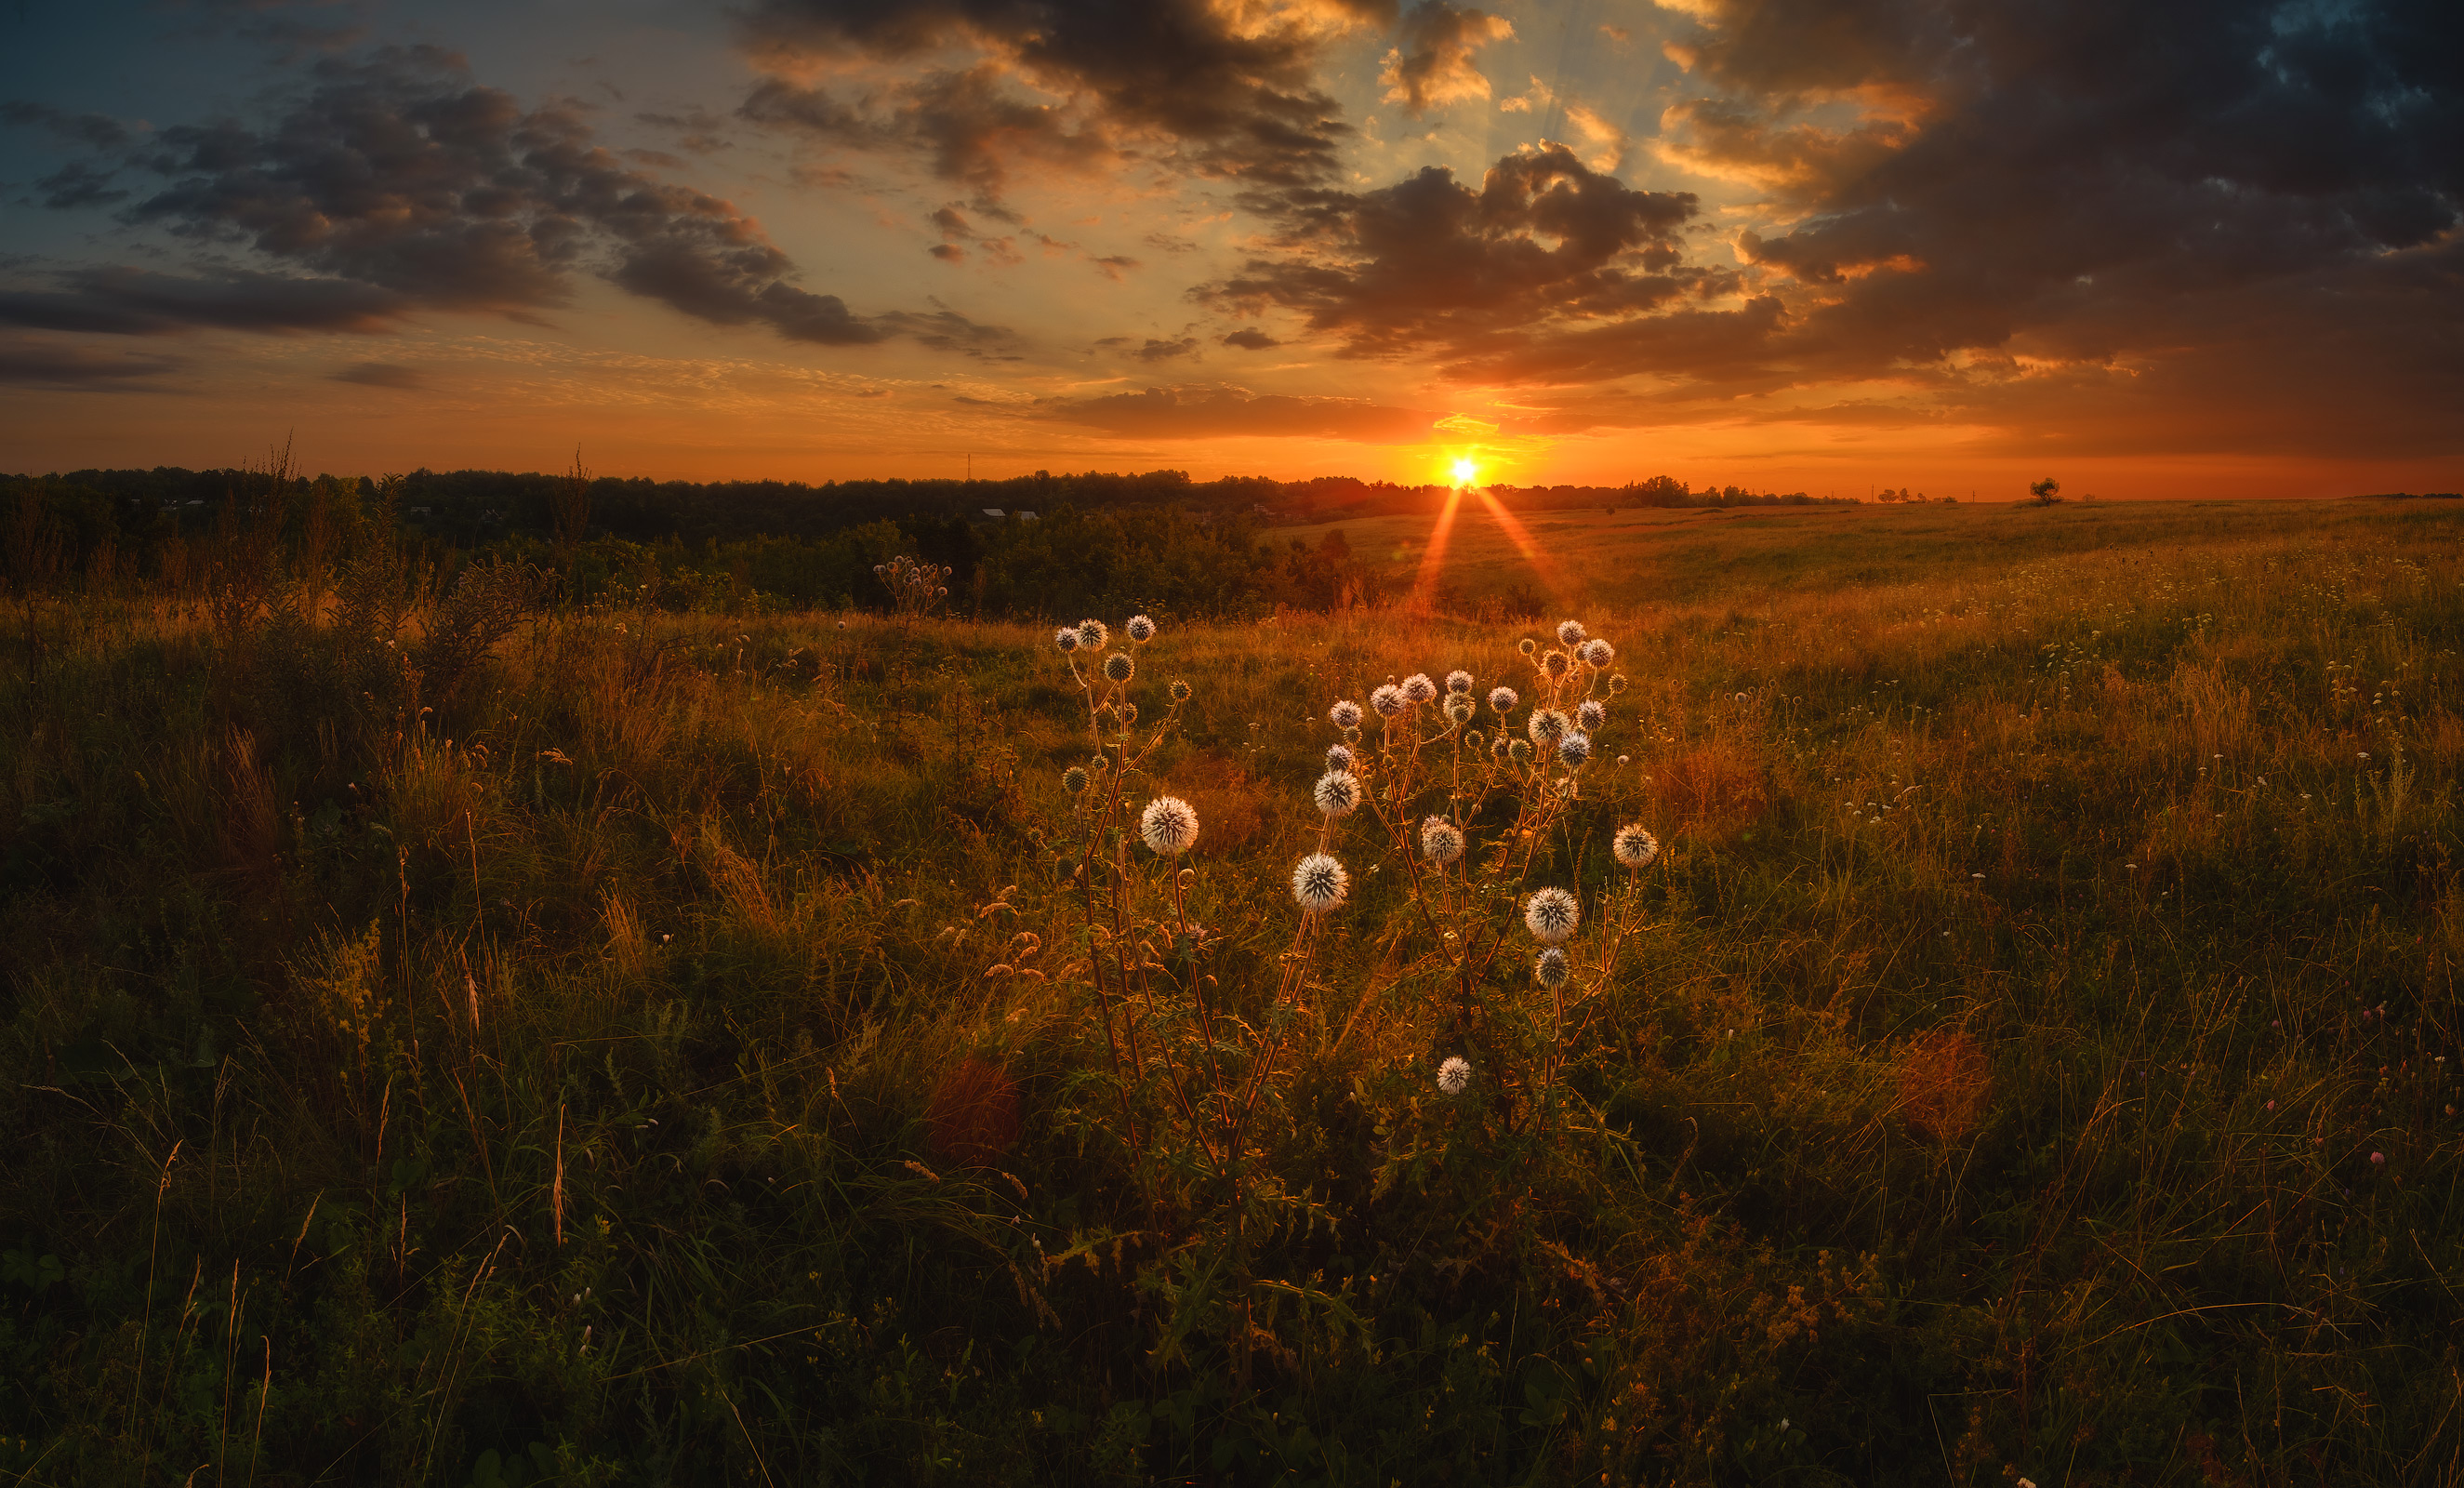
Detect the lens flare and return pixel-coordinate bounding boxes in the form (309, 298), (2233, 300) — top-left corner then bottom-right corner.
(1451, 457), (1478, 485)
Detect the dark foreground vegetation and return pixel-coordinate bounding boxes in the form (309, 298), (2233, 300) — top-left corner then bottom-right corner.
(4, 483), (2464, 1483)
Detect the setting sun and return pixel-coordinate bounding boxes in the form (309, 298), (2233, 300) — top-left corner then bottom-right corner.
(1451, 457), (1479, 485)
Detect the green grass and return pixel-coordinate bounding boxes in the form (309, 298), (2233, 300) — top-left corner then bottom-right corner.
(5, 498), (2464, 1484)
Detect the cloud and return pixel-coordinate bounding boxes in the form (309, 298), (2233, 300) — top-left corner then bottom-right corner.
(0, 336), (187, 388)
(1379, 2), (1515, 114)
(0, 100), (134, 151)
(331, 360), (424, 388)
(33, 162), (127, 209)
(1221, 328), (1281, 350)
(0, 267), (407, 335)
(1044, 383), (1437, 441)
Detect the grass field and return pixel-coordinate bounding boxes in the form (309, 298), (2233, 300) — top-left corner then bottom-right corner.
(5, 496), (2464, 1484)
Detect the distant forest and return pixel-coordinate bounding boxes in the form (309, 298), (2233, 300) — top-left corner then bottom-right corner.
(1, 463), (1849, 619)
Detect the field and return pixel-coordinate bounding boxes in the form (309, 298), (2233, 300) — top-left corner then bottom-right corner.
(6, 496), (2464, 1484)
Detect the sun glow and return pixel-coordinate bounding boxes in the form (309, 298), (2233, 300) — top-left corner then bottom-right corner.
(1450, 457), (1479, 486)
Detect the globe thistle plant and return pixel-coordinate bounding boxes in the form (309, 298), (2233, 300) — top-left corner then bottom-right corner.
(1557, 730), (1592, 768)
(1325, 742), (1355, 771)
(1292, 853), (1348, 912)
(1104, 652), (1134, 683)
(1063, 764), (1089, 794)
(1402, 672), (1438, 705)
(1524, 887), (1580, 944)
(1444, 697), (1474, 726)
(1169, 679), (1191, 703)
(1077, 618), (1108, 651)
(1125, 614), (1156, 642)
(1578, 637), (1613, 668)
(1533, 947), (1569, 989)
(1437, 1056), (1472, 1096)
(1488, 685), (1519, 713)
(1421, 816), (1464, 865)
(1612, 823), (1661, 869)
(1330, 699), (1363, 731)
(1528, 709), (1570, 746)
(1140, 795), (1199, 855)
(1541, 649), (1570, 680)
(1054, 627), (1080, 653)
(1314, 770), (1362, 817)
(1445, 669), (1474, 695)
(1370, 684), (1407, 718)
(1576, 698), (1606, 732)
(1508, 737), (1532, 764)
(1517, 637), (1537, 657)
(1557, 619), (1586, 645)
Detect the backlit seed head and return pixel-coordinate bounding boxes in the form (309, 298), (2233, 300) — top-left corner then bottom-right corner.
(1401, 673), (1438, 704)
(1313, 769), (1362, 817)
(1103, 652), (1134, 683)
(1490, 735), (1509, 761)
(1557, 619), (1587, 645)
(1325, 743), (1355, 771)
(1063, 765), (1088, 793)
(1444, 697), (1474, 725)
(1488, 685), (1519, 713)
(1076, 618), (1108, 650)
(1612, 823), (1661, 869)
(1292, 853), (1349, 912)
(1168, 679), (1191, 703)
(1089, 754), (1109, 772)
(1608, 673), (1628, 694)
(1444, 669), (1475, 695)
(1370, 684), (1406, 717)
(1524, 887), (1580, 944)
(1542, 649), (1570, 679)
(1465, 728), (1484, 751)
(1576, 698), (1606, 731)
(1054, 627), (1080, 653)
(1534, 947), (1569, 989)
(1140, 795), (1199, 855)
(1557, 730), (1592, 767)
(1529, 708), (1570, 745)
(1420, 816), (1465, 865)
(1517, 638), (1537, 657)
(1508, 737), (1532, 764)
(1577, 638), (1613, 667)
(1437, 1056), (1472, 1096)
(1330, 699), (1363, 730)
(1125, 614), (1156, 642)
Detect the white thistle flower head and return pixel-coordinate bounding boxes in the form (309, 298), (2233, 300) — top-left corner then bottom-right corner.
(1533, 947), (1569, 989)
(1541, 649), (1570, 679)
(1140, 795), (1199, 855)
(1437, 1056), (1472, 1096)
(1525, 887), (1580, 944)
(1420, 816), (1464, 864)
(1528, 708), (1570, 745)
(1488, 684), (1519, 713)
(1613, 823), (1661, 869)
(1292, 853), (1348, 912)
(1330, 698), (1363, 731)
(1401, 672), (1438, 704)
(1125, 614), (1156, 642)
(1370, 684), (1406, 718)
(1076, 618), (1108, 650)
(1103, 652), (1134, 683)
(1578, 638), (1613, 668)
(1324, 742), (1354, 771)
(1054, 627), (1080, 653)
(1444, 669), (1475, 695)
(1557, 729), (1592, 767)
(1576, 698), (1606, 731)
(1557, 619), (1587, 645)
(1313, 769), (1362, 817)
(1616, 754), (1629, 766)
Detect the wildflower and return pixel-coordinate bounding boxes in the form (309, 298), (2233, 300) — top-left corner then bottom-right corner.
(1445, 669), (1474, 695)
(1076, 618), (1108, 650)
(1401, 672), (1438, 704)
(1517, 637), (1537, 657)
(1140, 796), (1199, 855)
(1616, 754), (1630, 766)
(1465, 728), (1484, 750)
(2372, 1151), (2386, 1164)
(1488, 684), (1519, 713)
(1529, 708), (1570, 746)
(1444, 697), (1474, 725)
(1421, 816), (1464, 864)
(1054, 627), (1080, 653)
(1370, 684), (1406, 717)
(1491, 736), (1511, 761)
(1508, 738), (1532, 764)
(1525, 887), (1579, 943)
(1612, 823), (1660, 869)
(1558, 730), (1592, 767)
(1533, 947), (1569, 989)
(1557, 618), (1587, 645)
(1541, 649), (1570, 679)
(1313, 770), (1362, 817)
(1292, 853), (1348, 912)
(1125, 614), (1156, 642)
(1169, 679), (1191, 702)
(1063, 765), (1089, 793)
(1576, 698), (1606, 731)
(1608, 673), (1628, 694)
(1330, 698), (1363, 731)
(1437, 1056), (1472, 1096)
(1325, 743), (1355, 771)
(1117, 702), (1139, 726)
(1578, 638), (1613, 667)
(1104, 652), (1134, 683)
(1089, 754), (1108, 772)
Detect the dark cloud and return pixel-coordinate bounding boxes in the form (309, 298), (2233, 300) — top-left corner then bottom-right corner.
(0, 336), (187, 388)
(634, 107), (737, 153)
(0, 100), (134, 151)
(736, 0), (1398, 196)
(331, 359), (422, 388)
(1379, 2), (1515, 114)
(1044, 383), (1435, 441)
(1221, 328), (1281, 350)
(1132, 337), (1199, 362)
(34, 162), (126, 209)
(0, 266), (405, 335)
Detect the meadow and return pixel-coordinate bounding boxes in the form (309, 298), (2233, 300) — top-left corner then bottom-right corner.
(5, 492), (2464, 1484)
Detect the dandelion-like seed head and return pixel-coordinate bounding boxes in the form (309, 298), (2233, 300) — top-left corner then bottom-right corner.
(1054, 627), (1080, 653)
(1576, 698), (1606, 732)
(1557, 619), (1587, 645)
(1609, 673), (1628, 694)
(1330, 698), (1363, 731)
(1370, 684), (1407, 718)
(1578, 638), (1613, 668)
(1103, 652), (1134, 683)
(1420, 816), (1465, 865)
(1525, 886), (1580, 944)
(1437, 1056), (1472, 1096)
(1325, 742), (1355, 771)
(1401, 672), (1438, 704)
(1529, 708), (1570, 745)
(1542, 649), (1570, 679)
(1445, 669), (1474, 696)
(1125, 614), (1156, 642)
(1063, 765), (1088, 794)
(1517, 637), (1537, 657)
(1488, 684), (1519, 713)
(1169, 679), (1192, 703)
(1558, 729), (1592, 767)
(1140, 795), (1199, 855)
(1444, 697), (1475, 726)
(1313, 769), (1362, 817)
(1292, 853), (1348, 912)
(1534, 947), (1569, 989)
(1508, 737), (1532, 764)
(1612, 823), (1661, 869)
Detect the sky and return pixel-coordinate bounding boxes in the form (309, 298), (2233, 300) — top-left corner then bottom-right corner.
(1, 0), (2458, 497)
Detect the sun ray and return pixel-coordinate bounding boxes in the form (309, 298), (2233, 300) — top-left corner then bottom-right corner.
(1470, 485), (1565, 604)
(1409, 485), (1464, 613)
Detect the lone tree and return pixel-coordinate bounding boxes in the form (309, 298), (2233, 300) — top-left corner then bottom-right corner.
(2029, 476), (2063, 506)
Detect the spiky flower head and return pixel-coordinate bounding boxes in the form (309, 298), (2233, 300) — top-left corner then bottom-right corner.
(1420, 816), (1465, 865)
(1292, 853), (1348, 912)
(1444, 669), (1474, 695)
(1330, 698), (1363, 731)
(1507, 737), (1532, 764)
(1488, 684), (1519, 713)
(1125, 614), (1156, 642)
(1517, 637), (1537, 657)
(1557, 619), (1587, 645)
(1103, 652), (1134, 683)
(1401, 672), (1438, 705)
(1054, 627), (1080, 653)
(1089, 754), (1109, 772)
(1169, 679), (1192, 703)
(1557, 729), (1592, 767)
(1313, 769), (1361, 817)
(1140, 795), (1199, 855)
(1578, 637), (1613, 668)
(1533, 947), (1569, 989)
(1608, 673), (1628, 694)
(1577, 698), (1606, 732)
(1437, 1056), (1472, 1096)
(1528, 708), (1570, 746)
(1117, 702), (1138, 726)
(1063, 765), (1088, 793)
(1444, 697), (1474, 726)
(1612, 823), (1661, 869)
(1325, 742), (1354, 771)
(1076, 618), (1108, 650)
(1370, 684), (1406, 718)
(1524, 887), (1580, 944)
(1490, 736), (1511, 761)
(1541, 649), (1570, 679)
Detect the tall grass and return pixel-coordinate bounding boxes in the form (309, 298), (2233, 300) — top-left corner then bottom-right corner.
(3, 498), (2462, 1483)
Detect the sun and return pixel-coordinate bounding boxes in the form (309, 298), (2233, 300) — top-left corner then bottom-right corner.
(1451, 457), (1479, 486)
